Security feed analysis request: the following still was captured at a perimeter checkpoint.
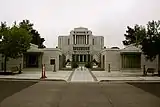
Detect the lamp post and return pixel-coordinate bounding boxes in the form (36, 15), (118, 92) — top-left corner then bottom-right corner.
(0, 36), (4, 71)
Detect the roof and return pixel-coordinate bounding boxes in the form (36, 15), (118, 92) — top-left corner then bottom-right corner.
(27, 45), (43, 53)
(100, 45), (142, 53)
(120, 45), (141, 53)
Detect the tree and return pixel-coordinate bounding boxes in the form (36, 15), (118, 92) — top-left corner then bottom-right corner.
(123, 20), (160, 75)
(0, 22), (32, 72)
(19, 20), (46, 48)
(123, 24), (146, 47)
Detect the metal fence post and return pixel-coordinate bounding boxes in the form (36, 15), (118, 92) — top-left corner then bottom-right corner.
(143, 65), (146, 76)
(108, 64), (111, 72)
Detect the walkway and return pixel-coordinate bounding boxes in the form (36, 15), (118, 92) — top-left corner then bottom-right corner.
(70, 67), (95, 82)
(0, 71), (72, 81)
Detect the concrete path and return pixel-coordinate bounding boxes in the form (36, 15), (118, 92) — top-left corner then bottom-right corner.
(0, 71), (72, 81)
(70, 67), (94, 82)
(92, 71), (160, 82)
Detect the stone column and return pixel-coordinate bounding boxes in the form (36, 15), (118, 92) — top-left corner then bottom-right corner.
(79, 36), (80, 44)
(75, 35), (77, 44)
(85, 35), (86, 44)
(82, 55), (84, 62)
(82, 36), (83, 44)
(86, 35), (87, 44)
(74, 35), (76, 44)
(77, 36), (79, 44)
(81, 36), (82, 44)
(77, 35), (78, 44)
(83, 36), (85, 44)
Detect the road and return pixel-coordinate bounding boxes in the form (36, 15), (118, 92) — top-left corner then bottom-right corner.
(0, 80), (160, 107)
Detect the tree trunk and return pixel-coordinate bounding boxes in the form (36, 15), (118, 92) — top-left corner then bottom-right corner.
(4, 55), (7, 72)
(158, 54), (160, 76)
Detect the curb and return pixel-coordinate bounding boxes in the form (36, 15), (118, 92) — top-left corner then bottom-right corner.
(67, 70), (75, 82)
(89, 70), (98, 81)
(100, 80), (160, 82)
(0, 78), (67, 82)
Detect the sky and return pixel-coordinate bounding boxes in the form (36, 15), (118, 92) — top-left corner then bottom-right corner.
(0, 0), (160, 48)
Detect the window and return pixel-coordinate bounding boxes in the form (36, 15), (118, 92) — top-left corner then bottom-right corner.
(68, 39), (70, 45)
(59, 38), (61, 44)
(92, 39), (95, 45)
(121, 53), (141, 68)
(73, 35), (75, 44)
(50, 59), (55, 65)
(101, 38), (103, 44)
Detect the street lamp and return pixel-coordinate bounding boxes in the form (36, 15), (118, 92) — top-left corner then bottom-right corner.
(0, 35), (3, 71)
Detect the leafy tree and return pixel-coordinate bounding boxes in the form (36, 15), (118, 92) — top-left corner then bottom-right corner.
(19, 20), (46, 48)
(123, 20), (160, 75)
(141, 20), (160, 61)
(0, 22), (32, 72)
(123, 24), (146, 47)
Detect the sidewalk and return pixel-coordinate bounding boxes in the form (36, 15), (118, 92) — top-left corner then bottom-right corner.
(92, 71), (160, 82)
(0, 71), (72, 81)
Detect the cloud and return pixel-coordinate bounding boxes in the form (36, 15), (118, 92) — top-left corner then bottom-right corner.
(0, 0), (160, 48)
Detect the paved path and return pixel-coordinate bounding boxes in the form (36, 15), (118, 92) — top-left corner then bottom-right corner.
(92, 71), (160, 81)
(0, 71), (72, 81)
(1, 81), (160, 107)
(70, 67), (94, 82)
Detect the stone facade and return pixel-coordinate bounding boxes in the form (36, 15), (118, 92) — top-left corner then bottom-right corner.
(0, 44), (62, 71)
(0, 27), (159, 72)
(58, 27), (104, 64)
(100, 45), (159, 72)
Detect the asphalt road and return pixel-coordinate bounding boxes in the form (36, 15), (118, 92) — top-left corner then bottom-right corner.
(0, 81), (160, 107)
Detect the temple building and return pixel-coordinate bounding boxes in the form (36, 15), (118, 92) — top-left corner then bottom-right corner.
(0, 27), (158, 72)
(58, 27), (104, 65)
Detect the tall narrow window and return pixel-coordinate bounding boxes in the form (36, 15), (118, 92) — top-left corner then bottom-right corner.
(93, 39), (95, 45)
(68, 39), (70, 45)
(87, 35), (89, 44)
(101, 38), (103, 45)
(59, 38), (61, 44)
(73, 35), (75, 44)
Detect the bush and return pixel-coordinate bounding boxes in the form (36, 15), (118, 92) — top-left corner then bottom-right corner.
(85, 62), (92, 68)
(72, 62), (79, 68)
(92, 59), (99, 65)
(65, 59), (71, 66)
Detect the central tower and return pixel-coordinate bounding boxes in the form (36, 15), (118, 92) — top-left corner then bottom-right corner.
(70, 27), (92, 64)
(58, 27), (104, 66)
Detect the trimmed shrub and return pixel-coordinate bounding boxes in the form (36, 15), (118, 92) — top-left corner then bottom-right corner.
(85, 62), (92, 68)
(72, 62), (79, 68)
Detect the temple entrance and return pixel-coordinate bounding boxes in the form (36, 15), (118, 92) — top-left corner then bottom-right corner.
(72, 54), (91, 63)
(23, 52), (43, 68)
(26, 54), (38, 68)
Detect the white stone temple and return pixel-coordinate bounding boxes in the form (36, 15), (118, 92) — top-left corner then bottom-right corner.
(0, 27), (158, 72)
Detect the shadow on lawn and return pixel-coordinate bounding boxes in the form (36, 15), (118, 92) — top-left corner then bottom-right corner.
(128, 82), (160, 98)
(0, 81), (38, 103)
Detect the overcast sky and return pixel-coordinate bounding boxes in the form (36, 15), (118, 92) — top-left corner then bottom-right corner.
(0, 0), (160, 48)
